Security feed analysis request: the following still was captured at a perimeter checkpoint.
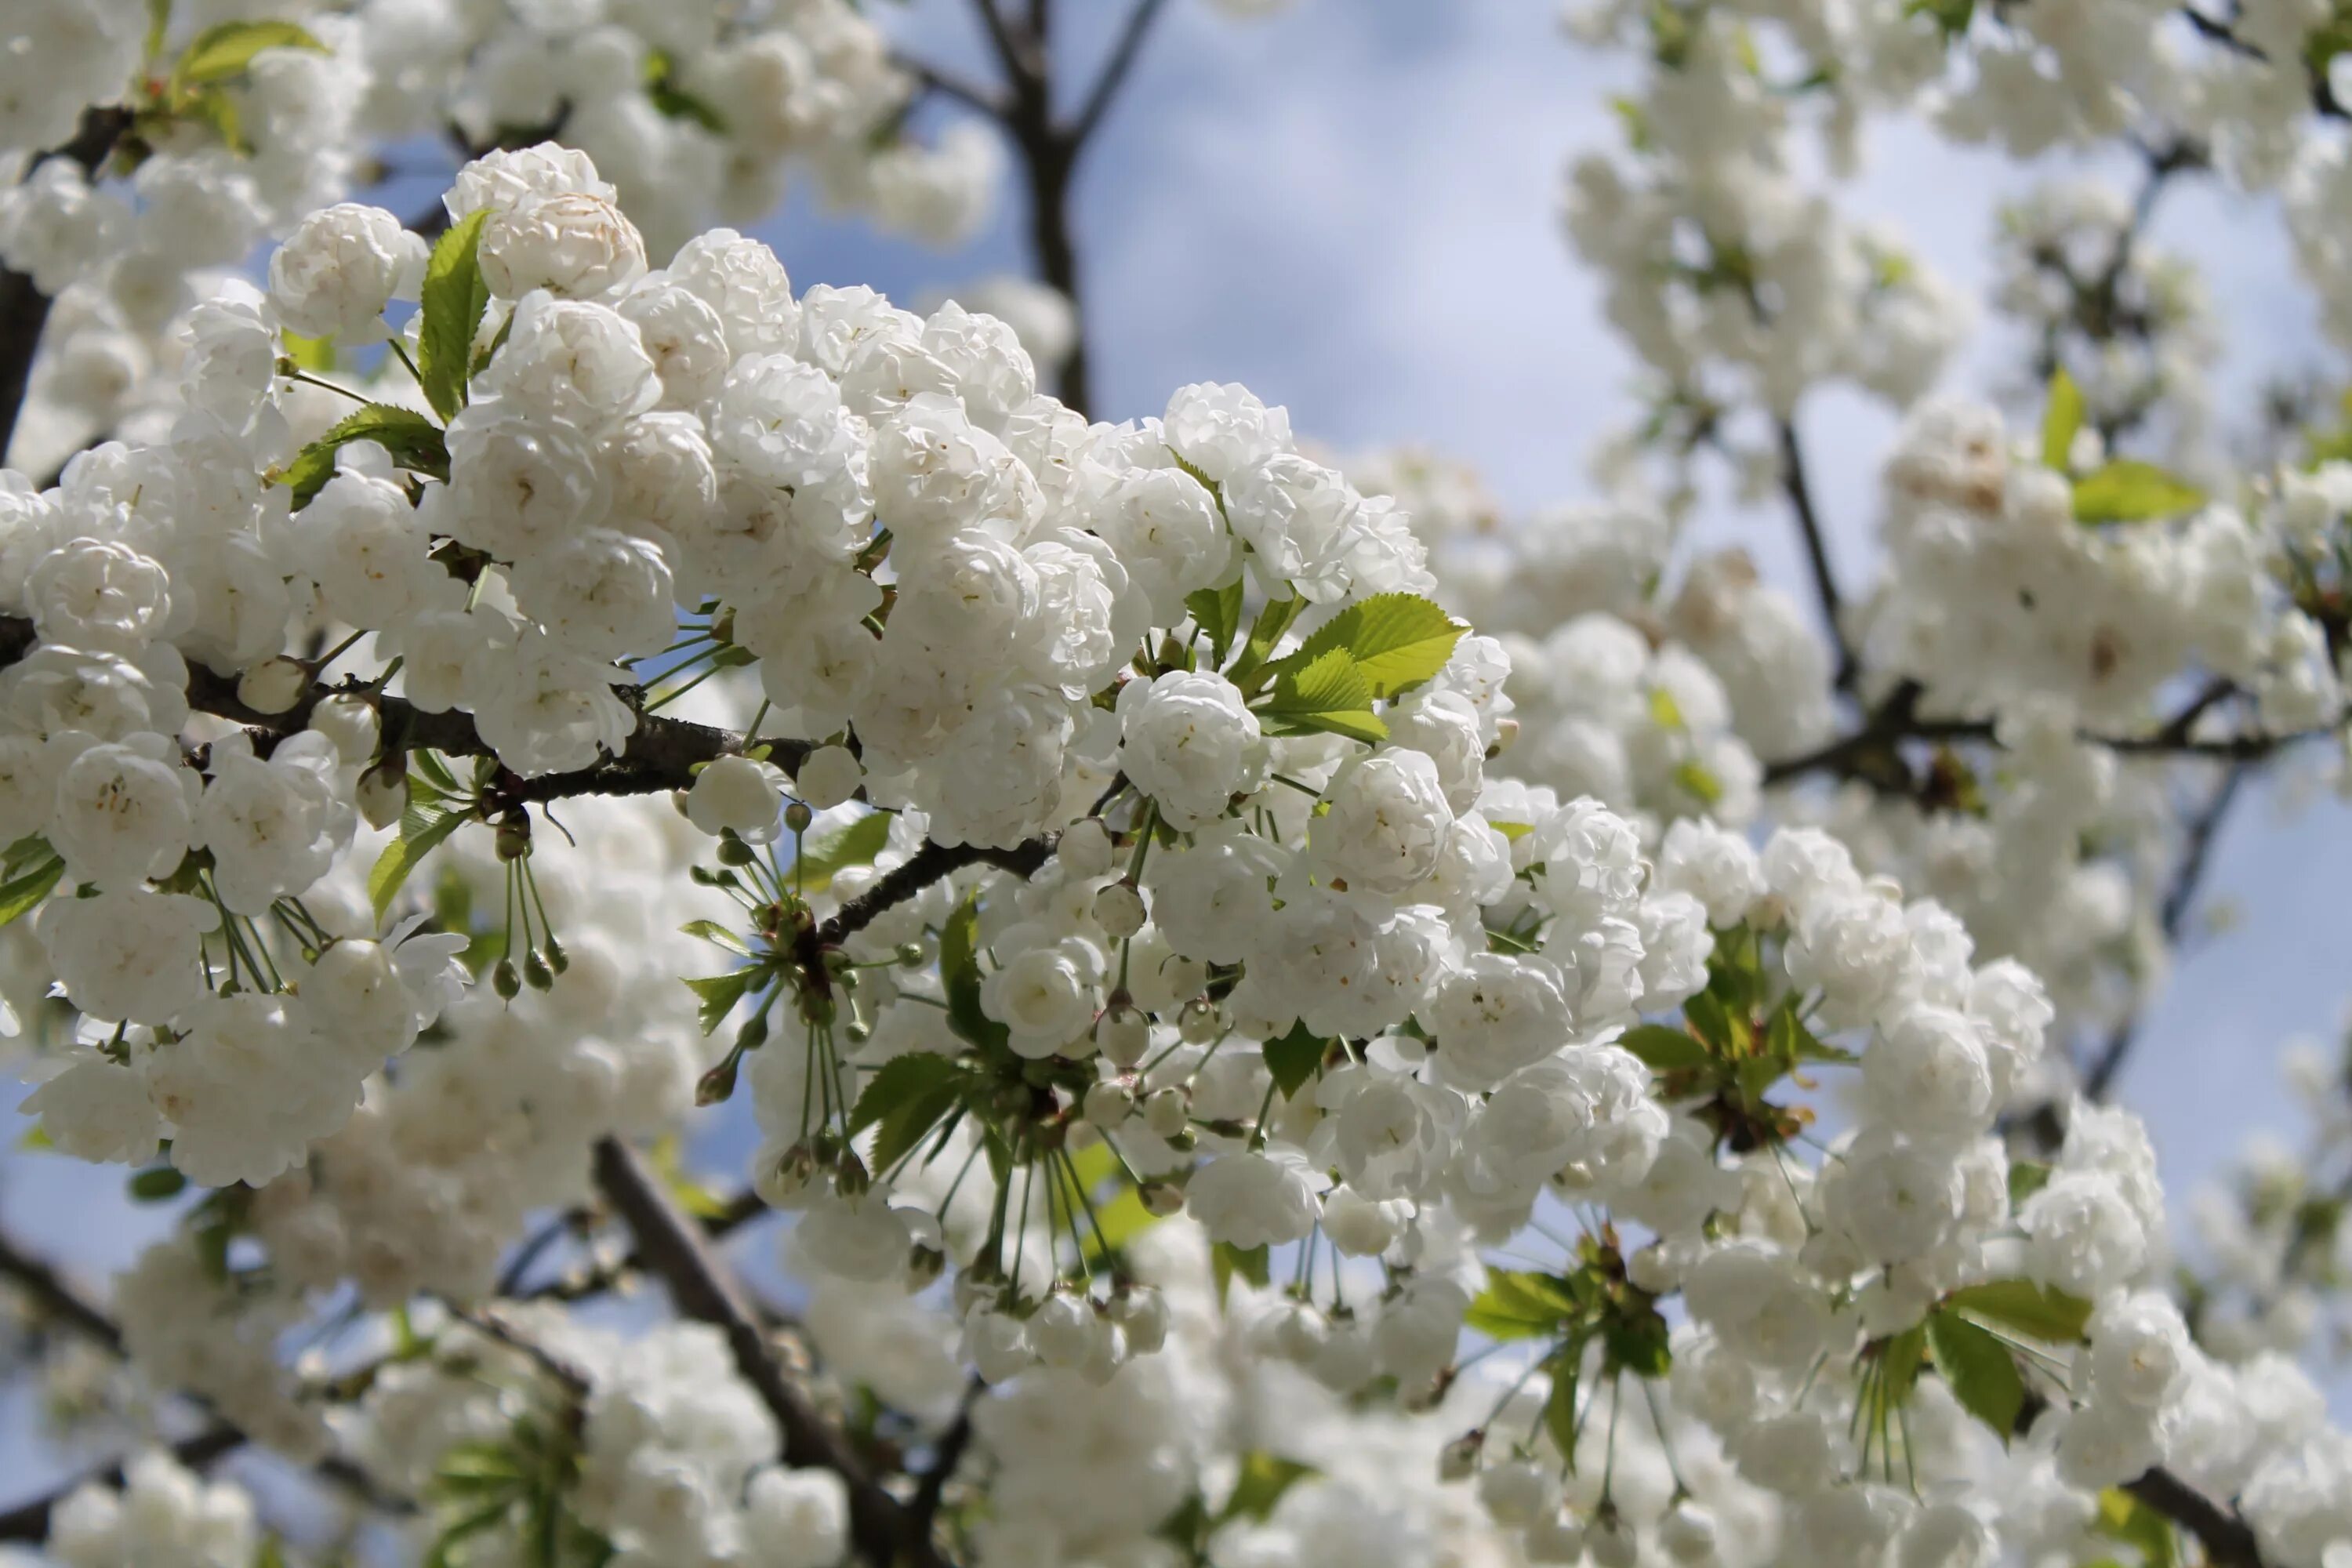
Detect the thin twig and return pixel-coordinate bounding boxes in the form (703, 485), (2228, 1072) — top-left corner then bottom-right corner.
(1774, 418), (1859, 693)
(1072, 0), (1173, 143)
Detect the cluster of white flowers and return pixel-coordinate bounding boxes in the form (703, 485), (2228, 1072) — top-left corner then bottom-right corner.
(42, 1446), (256, 1568)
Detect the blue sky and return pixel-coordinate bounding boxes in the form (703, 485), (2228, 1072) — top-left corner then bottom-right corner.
(5, 0), (2352, 1512)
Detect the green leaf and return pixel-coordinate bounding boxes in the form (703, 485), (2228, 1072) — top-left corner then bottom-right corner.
(1464, 1269), (1582, 1341)
(938, 890), (1011, 1052)
(2097, 1487), (2180, 1568)
(1226, 592), (1306, 693)
(2041, 367), (2085, 470)
(172, 19), (327, 91)
(2071, 459), (2206, 524)
(1926, 1308), (2025, 1440)
(367, 803), (470, 923)
(848, 1052), (972, 1175)
(0, 849), (65, 931)
(1186, 579), (1246, 667)
(1617, 1023), (1712, 1073)
(1263, 593), (1465, 701)
(1945, 1279), (2094, 1344)
(648, 81), (730, 132)
(1646, 685), (1685, 731)
(127, 1165), (188, 1201)
(1211, 1241), (1270, 1306)
(1671, 760), (1722, 806)
(1487, 819), (1534, 842)
(1541, 1346), (1582, 1462)
(275, 404), (449, 510)
(416, 210), (492, 424)
(1085, 1183), (1163, 1261)
(681, 970), (758, 1036)
(1904, 0), (1974, 37)
(281, 331), (335, 372)
(1873, 1322), (1929, 1417)
(1256, 647), (1385, 744)
(793, 811), (891, 896)
(1218, 1452), (1317, 1524)
(1766, 1000), (1855, 1065)
(1602, 1308), (1672, 1377)
(679, 919), (753, 957)
(1260, 1021), (1327, 1098)
(2008, 1160), (2053, 1206)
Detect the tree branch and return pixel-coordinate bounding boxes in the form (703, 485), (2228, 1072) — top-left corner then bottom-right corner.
(1775, 417), (1860, 694)
(1071, 0), (1172, 144)
(590, 1137), (955, 1568)
(909, 1379), (984, 1534)
(2125, 1468), (2266, 1567)
(2, 107), (135, 464)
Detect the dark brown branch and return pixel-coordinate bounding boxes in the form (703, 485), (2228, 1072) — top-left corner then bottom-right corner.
(590, 1137), (955, 1568)
(815, 836), (1055, 948)
(909, 1380), (984, 1534)
(1774, 418), (1860, 693)
(2078, 760), (2248, 1102)
(2, 108), (134, 463)
(2125, 1468), (2265, 1567)
(0, 1234), (401, 1530)
(898, 56), (1010, 119)
(1071, 0), (1172, 144)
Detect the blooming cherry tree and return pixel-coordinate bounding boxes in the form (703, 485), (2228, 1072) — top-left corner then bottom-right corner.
(2, 0), (2352, 1566)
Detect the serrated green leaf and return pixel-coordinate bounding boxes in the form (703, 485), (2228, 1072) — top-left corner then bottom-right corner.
(1464, 1269), (1582, 1341)
(793, 811), (891, 896)
(681, 970), (758, 1036)
(679, 919), (753, 957)
(938, 890), (1011, 1052)
(0, 849), (64, 931)
(368, 804), (469, 922)
(1218, 1451), (1317, 1524)
(1260, 1021), (1327, 1098)
(417, 210), (492, 423)
(1946, 1279), (2094, 1344)
(2072, 459), (2206, 524)
(1187, 579), (1246, 667)
(172, 19), (327, 92)
(1926, 1308), (2025, 1440)
(1227, 592), (1306, 694)
(2042, 367), (2085, 471)
(1212, 1240), (1271, 1306)
(848, 1051), (972, 1175)
(1256, 647), (1385, 744)
(1264, 593), (1465, 701)
(275, 404), (449, 510)
(281, 331), (335, 372)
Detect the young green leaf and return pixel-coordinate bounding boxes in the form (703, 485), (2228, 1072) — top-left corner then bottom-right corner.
(1256, 647), (1385, 744)
(1945, 1279), (2094, 1344)
(367, 804), (470, 923)
(1186, 579), (1246, 667)
(848, 1052), (973, 1174)
(678, 919), (753, 957)
(1212, 1240), (1271, 1306)
(938, 890), (1011, 1052)
(681, 970), (758, 1036)
(1260, 1021), (1329, 1098)
(2041, 367), (2085, 470)
(416, 210), (492, 423)
(1226, 592), (1306, 693)
(1219, 1452), (1318, 1524)
(275, 404), (450, 510)
(2071, 459), (2206, 524)
(1264, 593), (1465, 700)
(172, 19), (327, 93)
(792, 811), (891, 896)
(1464, 1269), (1583, 1340)
(0, 849), (65, 931)
(1926, 1308), (2025, 1439)
(1542, 1345), (1582, 1462)
(1617, 1023), (1713, 1073)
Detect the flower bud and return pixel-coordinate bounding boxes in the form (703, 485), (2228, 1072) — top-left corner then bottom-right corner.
(1438, 1430), (1484, 1482)
(492, 958), (521, 1000)
(1029, 1291), (1097, 1369)
(357, 757), (407, 830)
(495, 815), (531, 861)
(697, 1046), (743, 1105)
(1178, 996), (1222, 1044)
(1587, 1515), (1639, 1568)
(1139, 1181), (1185, 1217)
(1093, 880), (1147, 940)
(1525, 1512), (1586, 1565)
(237, 655), (308, 715)
(1082, 1080), (1134, 1127)
(1097, 1004), (1150, 1070)
(522, 948), (554, 991)
(795, 745), (862, 810)
(1142, 1087), (1188, 1138)
(906, 1243), (946, 1290)
(1111, 1285), (1168, 1354)
(1060, 818), (1115, 879)
(784, 800), (814, 833)
(716, 834), (757, 867)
